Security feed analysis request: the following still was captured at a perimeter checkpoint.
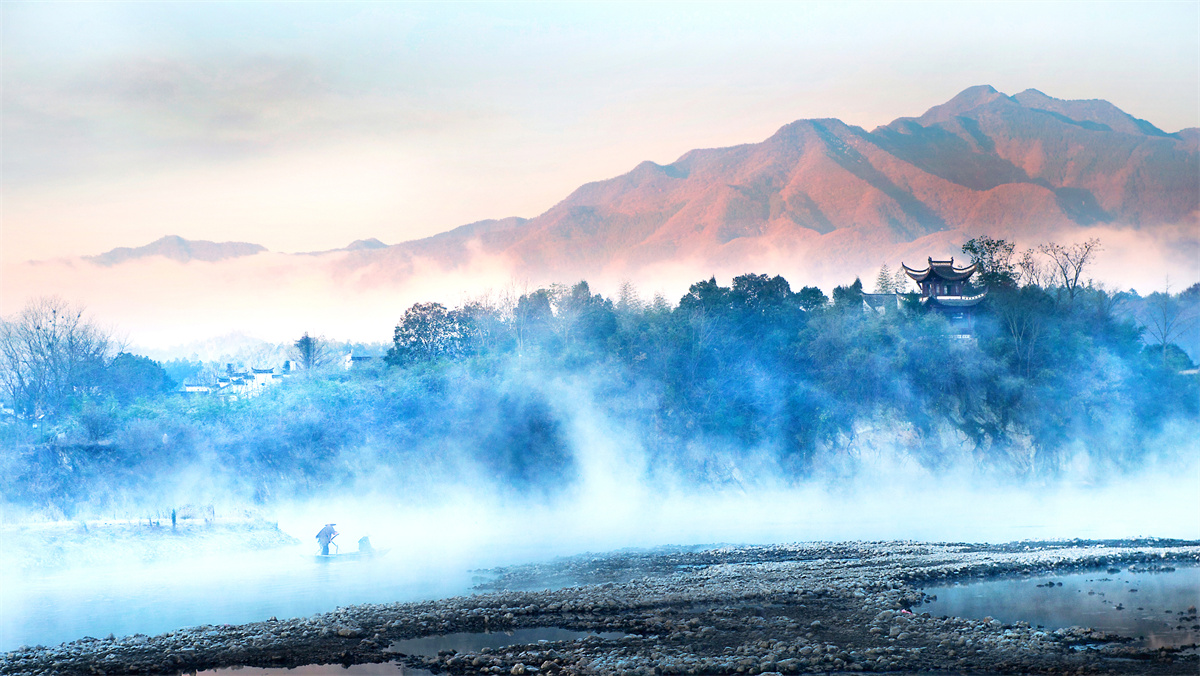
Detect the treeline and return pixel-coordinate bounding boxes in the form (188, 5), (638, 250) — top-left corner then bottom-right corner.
(1, 238), (1197, 516)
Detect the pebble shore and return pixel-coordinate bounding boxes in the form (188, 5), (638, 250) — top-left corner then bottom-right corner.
(3, 539), (1198, 676)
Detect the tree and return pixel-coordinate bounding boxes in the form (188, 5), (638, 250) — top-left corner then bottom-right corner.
(1017, 248), (1052, 288)
(513, 289), (554, 356)
(292, 332), (331, 372)
(104, 352), (175, 404)
(676, 277), (732, 370)
(677, 277), (730, 315)
(874, 265), (895, 294)
(386, 302), (463, 366)
(831, 278), (864, 310)
(456, 299), (503, 356)
(1139, 288), (1198, 368)
(0, 297), (115, 419)
(1039, 238), (1102, 302)
(554, 281), (616, 349)
(796, 286), (828, 312)
(730, 273), (793, 314)
(993, 286), (1053, 379)
(616, 280), (644, 314)
(729, 273), (797, 342)
(961, 236), (1016, 288)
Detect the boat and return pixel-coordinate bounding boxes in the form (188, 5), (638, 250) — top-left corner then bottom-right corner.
(313, 548), (390, 562)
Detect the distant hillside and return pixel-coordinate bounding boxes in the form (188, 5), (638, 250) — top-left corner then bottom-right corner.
(85, 235), (267, 266)
(298, 238), (391, 256)
(71, 86), (1198, 289)
(355, 85), (1195, 279)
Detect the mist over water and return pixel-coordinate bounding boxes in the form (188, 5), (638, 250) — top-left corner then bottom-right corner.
(3, 267), (1198, 654)
(4, 430), (1196, 651)
(0, 542), (472, 652)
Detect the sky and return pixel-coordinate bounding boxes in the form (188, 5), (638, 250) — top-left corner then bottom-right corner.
(3, 1), (1198, 267)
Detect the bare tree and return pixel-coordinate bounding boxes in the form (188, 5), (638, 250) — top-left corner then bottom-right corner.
(1017, 248), (1052, 288)
(1038, 238), (1102, 301)
(1139, 285), (1198, 368)
(616, 280), (644, 313)
(291, 332), (331, 372)
(0, 297), (115, 419)
(994, 287), (1051, 379)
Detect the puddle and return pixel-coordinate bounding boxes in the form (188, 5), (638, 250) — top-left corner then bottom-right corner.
(920, 565), (1200, 648)
(200, 665), (431, 675)
(385, 628), (626, 657)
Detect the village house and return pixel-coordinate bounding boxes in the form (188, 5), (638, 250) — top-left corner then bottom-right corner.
(205, 363), (290, 400)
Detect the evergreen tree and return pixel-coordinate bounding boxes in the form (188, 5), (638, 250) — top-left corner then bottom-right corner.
(874, 265), (894, 293)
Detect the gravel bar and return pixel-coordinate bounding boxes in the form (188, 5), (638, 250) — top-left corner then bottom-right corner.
(3, 539), (1198, 676)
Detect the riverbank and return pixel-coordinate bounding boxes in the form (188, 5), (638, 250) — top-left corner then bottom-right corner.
(0, 514), (300, 574)
(2, 539), (1198, 675)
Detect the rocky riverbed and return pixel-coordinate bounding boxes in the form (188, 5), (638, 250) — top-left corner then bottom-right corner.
(3, 539), (1198, 676)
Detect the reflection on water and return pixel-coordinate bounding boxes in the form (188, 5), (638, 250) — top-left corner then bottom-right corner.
(0, 546), (473, 652)
(921, 565), (1200, 648)
(386, 628), (627, 657)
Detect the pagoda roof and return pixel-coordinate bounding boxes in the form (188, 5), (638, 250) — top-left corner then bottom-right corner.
(902, 257), (978, 282)
(923, 289), (989, 307)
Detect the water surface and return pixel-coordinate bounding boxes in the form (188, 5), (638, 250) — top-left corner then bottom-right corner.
(920, 565), (1200, 648)
(0, 546), (474, 652)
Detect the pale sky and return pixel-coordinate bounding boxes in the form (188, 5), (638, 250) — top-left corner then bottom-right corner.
(3, 1), (1198, 265)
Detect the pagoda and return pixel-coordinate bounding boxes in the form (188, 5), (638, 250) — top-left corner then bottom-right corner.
(901, 257), (988, 333)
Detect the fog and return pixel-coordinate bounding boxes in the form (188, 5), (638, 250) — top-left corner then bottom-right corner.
(4, 412), (1195, 650)
(3, 223), (1196, 350)
(3, 251), (1199, 652)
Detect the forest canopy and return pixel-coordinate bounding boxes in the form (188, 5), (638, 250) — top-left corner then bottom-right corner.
(1, 239), (1197, 517)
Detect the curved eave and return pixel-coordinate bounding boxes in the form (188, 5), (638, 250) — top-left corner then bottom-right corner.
(926, 288), (989, 307)
(902, 262), (933, 282)
(902, 260), (979, 282)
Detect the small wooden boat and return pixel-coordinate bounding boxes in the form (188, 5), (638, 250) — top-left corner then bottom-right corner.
(313, 548), (390, 562)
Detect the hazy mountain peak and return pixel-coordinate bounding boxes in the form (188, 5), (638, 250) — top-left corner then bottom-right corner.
(84, 236), (267, 266)
(70, 87), (1196, 288)
(630, 160), (687, 179)
(914, 85), (1011, 125)
(345, 238), (388, 251)
(1012, 88), (1169, 136)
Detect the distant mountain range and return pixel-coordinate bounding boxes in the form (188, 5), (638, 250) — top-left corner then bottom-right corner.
(83, 235), (395, 265)
(85, 235), (267, 266)
(81, 86), (1197, 283)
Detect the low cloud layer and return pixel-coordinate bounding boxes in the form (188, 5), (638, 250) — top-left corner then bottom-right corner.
(4, 221), (1196, 352)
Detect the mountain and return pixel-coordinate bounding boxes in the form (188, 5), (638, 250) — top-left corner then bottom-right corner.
(298, 238), (391, 256)
(15, 86), (1196, 348)
(345, 238), (388, 251)
(74, 86), (1199, 287)
(85, 235), (267, 266)
(365, 85), (1196, 279)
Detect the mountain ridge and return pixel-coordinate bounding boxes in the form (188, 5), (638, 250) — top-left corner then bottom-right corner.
(84, 235), (267, 266)
(79, 86), (1199, 282)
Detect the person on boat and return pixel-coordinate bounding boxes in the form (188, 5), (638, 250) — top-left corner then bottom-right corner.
(358, 535), (374, 555)
(316, 523), (338, 555)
